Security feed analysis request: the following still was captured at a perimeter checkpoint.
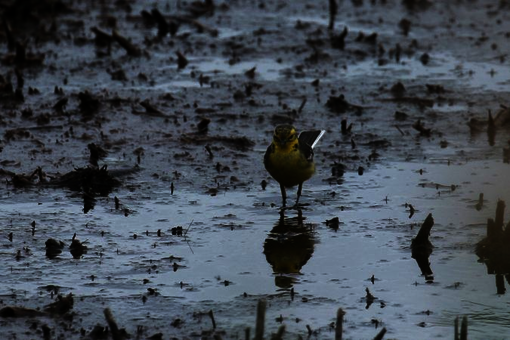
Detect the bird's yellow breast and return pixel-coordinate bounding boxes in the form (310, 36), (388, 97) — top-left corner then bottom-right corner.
(265, 142), (315, 188)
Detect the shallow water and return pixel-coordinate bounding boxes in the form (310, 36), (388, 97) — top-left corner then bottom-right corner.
(347, 53), (510, 92)
(2, 159), (509, 339)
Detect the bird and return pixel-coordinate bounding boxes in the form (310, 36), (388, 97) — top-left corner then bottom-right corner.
(264, 125), (325, 208)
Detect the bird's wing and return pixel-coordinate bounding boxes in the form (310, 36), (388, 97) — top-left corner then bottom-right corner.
(263, 143), (275, 168)
(298, 130), (325, 149)
(298, 130), (325, 162)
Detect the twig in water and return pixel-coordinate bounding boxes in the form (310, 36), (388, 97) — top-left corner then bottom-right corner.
(184, 219), (194, 238)
(185, 237), (195, 255)
(395, 125), (405, 136)
(184, 219), (195, 254)
(298, 97), (307, 113)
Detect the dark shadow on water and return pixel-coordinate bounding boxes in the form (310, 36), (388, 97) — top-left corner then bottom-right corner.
(475, 200), (510, 294)
(487, 125), (496, 146)
(476, 254), (510, 295)
(83, 190), (96, 214)
(263, 209), (316, 289)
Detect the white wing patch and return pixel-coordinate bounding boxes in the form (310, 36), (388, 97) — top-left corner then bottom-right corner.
(311, 130), (325, 149)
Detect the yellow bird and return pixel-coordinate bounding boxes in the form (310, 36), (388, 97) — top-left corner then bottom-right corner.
(264, 125), (325, 207)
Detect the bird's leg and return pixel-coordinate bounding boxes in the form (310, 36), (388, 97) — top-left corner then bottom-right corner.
(295, 182), (303, 206)
(280, 184), (287, 207)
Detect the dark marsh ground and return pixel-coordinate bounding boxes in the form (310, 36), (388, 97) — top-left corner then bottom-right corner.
(1, 0), (510, 339)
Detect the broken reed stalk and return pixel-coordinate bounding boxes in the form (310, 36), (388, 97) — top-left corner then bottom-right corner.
(476, 193), (484, 210)
(454, 317), (459, 340)
(209, 309), (216, 329)
(505, 221), (510, 241)
(496, 274), (506, 294)
(460, 316), (468, 340)
(495, 200), (505, 230)
(254, 299), (266, 340)
(245, 327), (250, 340)
(328, 0), (338, 30)
(487, 218), (497, 241)
(112, 30), (141, 57)
(373, 327), (386, 340)
(454, 316), (468, 340)
(42, 324), (51, 340)
(487, 200), (506, 241)
(273, 325), (285, 340)
(335, 308), (345, 340)
(104, 308), (122, 340)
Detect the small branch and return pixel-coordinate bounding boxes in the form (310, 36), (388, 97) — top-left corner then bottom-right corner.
(184, 219), (194, 238)
(395, 125), (405, 136)
(298, 97), (307, 113)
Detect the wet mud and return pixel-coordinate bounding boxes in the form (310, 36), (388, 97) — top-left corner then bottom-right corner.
(1, 0), (510, 339)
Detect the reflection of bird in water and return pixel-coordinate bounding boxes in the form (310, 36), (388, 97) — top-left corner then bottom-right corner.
(411, 214), (434, 282)
(263, 210), (316, 288)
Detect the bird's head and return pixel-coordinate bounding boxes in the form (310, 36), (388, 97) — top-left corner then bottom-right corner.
(273, 125), (298, 150)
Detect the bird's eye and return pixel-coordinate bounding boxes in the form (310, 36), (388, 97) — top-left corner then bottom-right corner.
(289, 134), (296, 140)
